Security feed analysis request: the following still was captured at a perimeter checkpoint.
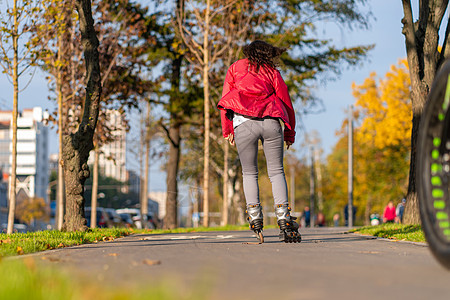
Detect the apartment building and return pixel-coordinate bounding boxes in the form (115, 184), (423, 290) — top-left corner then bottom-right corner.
(0, 107), (49, 202)
(88, 110), (127, 186)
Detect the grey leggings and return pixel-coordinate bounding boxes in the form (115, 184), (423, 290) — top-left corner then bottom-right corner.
(234, 118), (288, 207)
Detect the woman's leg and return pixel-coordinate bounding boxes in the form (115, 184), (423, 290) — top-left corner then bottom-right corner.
(261, 118), (288, 206)
(234, 120), (261, 205)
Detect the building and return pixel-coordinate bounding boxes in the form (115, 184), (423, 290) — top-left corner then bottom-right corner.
(127, 170), (140, 195)
(0, 107), (49, 202)
(88, 110), (127, 186)
(148, 191), (167, 220)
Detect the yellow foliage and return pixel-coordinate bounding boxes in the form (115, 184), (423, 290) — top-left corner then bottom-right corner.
(323, 60), (412, 224)
(353, 60), (412, 149)
(15, 197), (48, 225)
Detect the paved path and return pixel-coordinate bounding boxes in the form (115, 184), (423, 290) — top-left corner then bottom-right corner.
(31, 227), (450, 299)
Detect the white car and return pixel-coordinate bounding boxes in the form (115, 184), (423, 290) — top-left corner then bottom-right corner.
(115, 208), (157, 229)
(116, 208), (143, 229)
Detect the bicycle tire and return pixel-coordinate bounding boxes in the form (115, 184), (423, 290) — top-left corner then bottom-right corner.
(417, 59), (450, 269)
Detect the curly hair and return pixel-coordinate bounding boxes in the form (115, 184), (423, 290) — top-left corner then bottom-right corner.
(243, 40), (286, 71)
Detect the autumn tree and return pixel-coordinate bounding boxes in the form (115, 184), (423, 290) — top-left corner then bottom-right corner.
(32, 0), (154, 229)
(61, 0), (101, 232)
(15, 197), (47, 226)
(86, 0), (154, 228)
(323, 60), (412, 224)
(31, 0), (74, 230)
(401, 0), (450, 224)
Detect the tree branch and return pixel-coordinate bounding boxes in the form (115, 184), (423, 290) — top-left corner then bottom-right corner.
(422, 0), (448, 85)
(159, 119), (177, 146)
(209, 0), (238, 20)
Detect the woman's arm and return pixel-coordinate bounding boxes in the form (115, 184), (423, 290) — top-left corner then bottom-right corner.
(273, 70), (296, 143)
(220, 66), (235, 138)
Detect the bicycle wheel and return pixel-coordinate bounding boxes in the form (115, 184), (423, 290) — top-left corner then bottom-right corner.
(418, 60), (450, 269)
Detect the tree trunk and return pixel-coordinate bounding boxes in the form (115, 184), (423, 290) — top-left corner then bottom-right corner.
(202, 0), (211, 227)
(164, 121), (180, 229)
(7, 0), (19, 235)
(403, 114), (421, 224)
(401, 0), (449, 224)
(193, 178), (200, 227)
(62, 0), (101, 232)
(163, 40), (183, 229)
(90, 146), (99, 228)
(232, 177), (245, 225)
(315, 149), (323, 212)
(56, 23), (65, 231)
(141, 102), (151, 227)
(364, 196), (372, 226)
(221, 141), (229, 226)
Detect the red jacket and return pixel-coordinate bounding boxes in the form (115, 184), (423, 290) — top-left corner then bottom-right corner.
(217, 59), (296, 143)
(383, 205), (396, 221)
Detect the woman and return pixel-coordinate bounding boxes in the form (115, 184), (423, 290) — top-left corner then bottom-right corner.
(217, 40), (300, 243)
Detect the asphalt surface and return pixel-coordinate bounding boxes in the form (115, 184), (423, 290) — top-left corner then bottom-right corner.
(28, 227), (450, 300)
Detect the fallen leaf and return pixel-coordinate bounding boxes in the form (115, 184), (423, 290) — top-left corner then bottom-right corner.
(0, 239), (11, 244)
(41, 257), (60, 262)
(57, 243), (64, 248)
(16, 246), (24, 255)
(108, 253), (118, 257)
(142, 259), (161, 266)
(103, 236), (114, 242)
(23, 258), (36, 271)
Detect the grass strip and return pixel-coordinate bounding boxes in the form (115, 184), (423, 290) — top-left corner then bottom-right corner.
(0, 258), (210, 300)
(0, 228), (134, 257)
(350, 223), (426, 243)
(0, 224), (267, 257)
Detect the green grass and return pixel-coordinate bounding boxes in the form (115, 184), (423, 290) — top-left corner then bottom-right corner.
(0, 228), (134, 257)
(0, 259), (210, 300)
(0, 224), (264, 257)
(350, 223), (426, 243)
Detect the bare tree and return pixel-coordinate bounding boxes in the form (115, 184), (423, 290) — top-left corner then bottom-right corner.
(177, 0), (250, 227)
(0, 0), (42, 234)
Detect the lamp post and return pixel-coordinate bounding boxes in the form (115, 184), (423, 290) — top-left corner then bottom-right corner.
(348, 105), (354, 228)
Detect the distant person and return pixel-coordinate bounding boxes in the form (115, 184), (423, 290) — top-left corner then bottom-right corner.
(303, 206), (311, 227)
(396, 198), (406, 223)
(344, 204), (356, 226)
(333, 213), (340, 227)
(316, 211), (325, 227)
(383, 201), (396, 223)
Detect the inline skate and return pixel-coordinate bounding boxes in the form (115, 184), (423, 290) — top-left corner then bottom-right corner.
(246, 204), (264, 243)
(275, 204), (301, 243)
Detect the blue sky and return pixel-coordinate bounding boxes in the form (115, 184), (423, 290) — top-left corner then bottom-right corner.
(300, 0), (407, 158)
(0, 1), (415, 192)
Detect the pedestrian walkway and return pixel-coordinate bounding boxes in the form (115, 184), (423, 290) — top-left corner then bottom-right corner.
(31, 227), (450, 300)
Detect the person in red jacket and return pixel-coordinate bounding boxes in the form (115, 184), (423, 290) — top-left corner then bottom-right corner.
(217, 40), (300, 243)
(383, 201), (397, 223)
